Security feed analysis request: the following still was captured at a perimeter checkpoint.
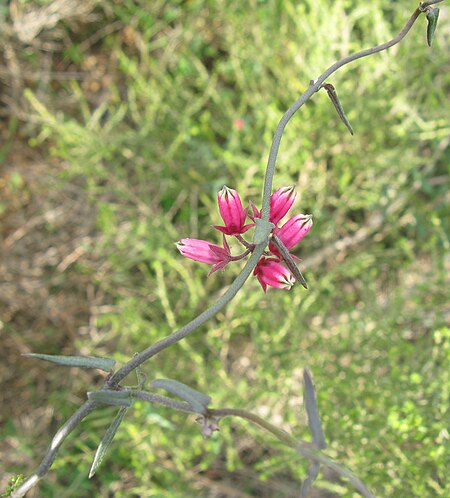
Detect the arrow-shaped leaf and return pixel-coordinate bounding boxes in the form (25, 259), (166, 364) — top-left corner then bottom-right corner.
(270, 234), (308, 289)
(89, 407), (129, 478)
(23, 353), (115, 372)
(323, 83), (354, 136)
(151, 379), (211, 414)
(88, 390), (133, 407)
(303, 368), (327, 450)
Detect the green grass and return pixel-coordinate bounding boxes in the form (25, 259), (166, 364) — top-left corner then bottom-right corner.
(2, 0), (449, 496)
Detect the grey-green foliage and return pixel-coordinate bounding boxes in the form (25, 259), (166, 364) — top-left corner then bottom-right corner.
(23, 353), (115, 372)
(10, 0), (450, 496)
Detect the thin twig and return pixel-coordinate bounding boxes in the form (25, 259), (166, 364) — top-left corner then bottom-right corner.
(11, 401), (98, 498)
(420, 0), (445, 8)
(106, 246), (267, 387)
(260, 5), (426, 220)
(211, 408), (375, 498)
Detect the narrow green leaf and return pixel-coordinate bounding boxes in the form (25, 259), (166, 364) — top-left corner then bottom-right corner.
(426, 8), (440, 47)
(151, 379), (211, 414)
(323, 83), (354, 135)
(88, 390), (133, 407)
(303, 368), (327, 449)
(23, 353), (115, 372)
(89, 407), (129, 479)
(271, 234), (308, 289)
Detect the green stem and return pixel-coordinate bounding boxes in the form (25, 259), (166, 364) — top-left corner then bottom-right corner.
(211, 408), (375, 498)
(107, 244), (267, 387)
(260, 6), (423, 220)
(229, 247), (253, 261)
(11, 401), (98, 498)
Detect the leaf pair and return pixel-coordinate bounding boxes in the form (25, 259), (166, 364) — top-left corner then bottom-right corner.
(88, 379), (211, 478)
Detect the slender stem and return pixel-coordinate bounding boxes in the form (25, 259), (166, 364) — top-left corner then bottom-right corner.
(260, 6), (423, 220)
(421, 0), (445, 7)
(211, 408), (298, 446)
(134, 390), (194, 413)
(235, 234), (255, 250)
(107, 244), (266, 387)
(210, 408), (375, 498)
(229, 248), (252, 261)
(11, 401), (98, 498)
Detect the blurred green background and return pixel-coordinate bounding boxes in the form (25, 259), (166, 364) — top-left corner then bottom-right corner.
(1, 0), (449, 497)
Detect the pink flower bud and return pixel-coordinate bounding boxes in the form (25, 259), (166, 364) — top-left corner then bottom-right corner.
(271, 214), (313, 252)
(253, 257), (296, 293)
(269, 186), (297, 224)
(197, 415), (220, 438)
(176, 238), (231, 274)
(248, 200), (261, 221)
(214, 186), (254, 236)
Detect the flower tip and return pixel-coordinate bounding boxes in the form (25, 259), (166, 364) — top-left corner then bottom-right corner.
(285, 185), (296, 194)
(218, 185), (234, 197)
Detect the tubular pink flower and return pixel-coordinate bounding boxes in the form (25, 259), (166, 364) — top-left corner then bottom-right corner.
(253, 257), (296, 293)
(269, 186), (297, 224)
(214, 186), (254, 236)
(271, 214), (313, 253)
(176, 238), (231, 273)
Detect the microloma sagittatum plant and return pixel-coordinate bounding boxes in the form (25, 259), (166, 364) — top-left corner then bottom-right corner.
(8, 2), (446, 497)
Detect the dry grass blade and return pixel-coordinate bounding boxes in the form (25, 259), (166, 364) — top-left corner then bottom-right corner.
(10, 0), (99, 43)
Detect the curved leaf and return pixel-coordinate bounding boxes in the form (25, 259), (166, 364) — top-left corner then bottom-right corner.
(426, 8), (440, 47)
(89, 407), (129, 479)
(323, 83), (354, 135)
(23, 353), (115, 372)
(303, 368), (327, 449)
(151, 379), (211, 414)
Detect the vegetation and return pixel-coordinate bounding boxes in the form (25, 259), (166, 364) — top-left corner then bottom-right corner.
(1, 0), (448, 496)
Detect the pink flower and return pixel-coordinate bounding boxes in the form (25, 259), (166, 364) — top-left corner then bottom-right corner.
(270, 214), (313, 254)
(176, 238), (231, 274)
(253, 257), (296, 293)
(214, 186), (254, 236)
(177, 185), (313, 291)
(249, 186), (296, 224)
(269, 186), (296, 224)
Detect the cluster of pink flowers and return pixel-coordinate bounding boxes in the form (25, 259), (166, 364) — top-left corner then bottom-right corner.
(176, 186), (312, 292)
